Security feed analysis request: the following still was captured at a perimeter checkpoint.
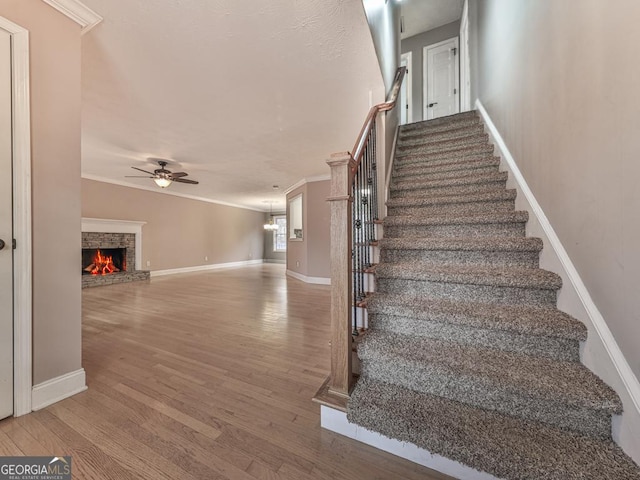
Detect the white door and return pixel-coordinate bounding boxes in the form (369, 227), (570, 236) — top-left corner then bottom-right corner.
(400, 52), (412, 125)
(423, 37), (460, 120)
(0, 28), (13, 420)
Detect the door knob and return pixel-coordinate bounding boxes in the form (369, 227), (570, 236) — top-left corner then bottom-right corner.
(428, 102), (438, 108)
(0, 239), (5, 250)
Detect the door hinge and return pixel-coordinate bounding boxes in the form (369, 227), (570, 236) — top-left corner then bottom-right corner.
(452, 47), (457, 55)
(12, 239), (16, 249)
(454, 88), (457, 94)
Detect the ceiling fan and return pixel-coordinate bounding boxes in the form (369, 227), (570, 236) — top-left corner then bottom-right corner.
(126, 159), (199, 188)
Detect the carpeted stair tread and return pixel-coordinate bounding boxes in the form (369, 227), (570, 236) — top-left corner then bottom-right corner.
(392, 164), (499, 184)
(387, 189), (516, 208)
(395, 154), (500, 173)
(367, 293), (587, 341)
(347, 378), (640, 480)
(380, 236), (542, 253)
(396, 142), (494, 161)
(400, 111), (479, 133)
(394, 156), (501, 177)
(398, 132), (489, 154)
(391, 171), (508, 192)
(358, 331), (620, 415)
(375, 262), (562, 290)
(384, 211), (528, 227)
(399, 123), (485, 144)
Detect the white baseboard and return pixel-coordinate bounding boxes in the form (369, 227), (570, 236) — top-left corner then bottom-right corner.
(476, 99), (640, 462)
(264, 259), (286, 264)
(286, 270), (331, 285)
(151, 259), (264, 277)
(321, 406), (498, 480)
(32, 368), (87, 411)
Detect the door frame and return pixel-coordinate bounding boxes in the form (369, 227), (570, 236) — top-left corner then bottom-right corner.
(400, 51), (413, 124)
(459, 0), (471, 111)
(0, 16), (33, 417)
(423, 36), (460, 120)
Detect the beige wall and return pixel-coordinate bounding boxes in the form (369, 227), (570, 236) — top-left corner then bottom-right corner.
(286, 180), (330, 279)
(82, 180), (265, 271)
(401, 21), (461, 123)
(474, 0), (640, 379)
(0, 1), (83, 385)
(306, 181), (331, 279)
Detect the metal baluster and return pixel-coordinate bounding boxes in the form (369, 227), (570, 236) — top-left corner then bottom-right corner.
(352, 177), (358, 336)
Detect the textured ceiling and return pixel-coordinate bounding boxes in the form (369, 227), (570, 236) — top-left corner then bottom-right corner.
(400, 0), (464, 40)
(80, 0), (385, 211)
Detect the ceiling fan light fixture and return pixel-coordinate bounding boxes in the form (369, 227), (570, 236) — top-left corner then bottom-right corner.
(153, 177), (173, 188)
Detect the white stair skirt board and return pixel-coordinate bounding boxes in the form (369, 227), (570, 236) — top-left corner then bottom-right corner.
(285, 270), (331, 285)
(476, 99), (640, 463)
(321, 406), (499, 480)
(151, 259), (264, 277)
(32, 369), (87, 411)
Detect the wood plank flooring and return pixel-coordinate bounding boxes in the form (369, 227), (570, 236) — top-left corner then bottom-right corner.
(0, 264), (453, 479)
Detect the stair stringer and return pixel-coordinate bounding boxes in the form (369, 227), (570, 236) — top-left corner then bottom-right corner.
(476, 99), (640, 465)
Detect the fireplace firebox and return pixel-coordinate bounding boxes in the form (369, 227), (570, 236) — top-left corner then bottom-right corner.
(82, 248), (126, 275)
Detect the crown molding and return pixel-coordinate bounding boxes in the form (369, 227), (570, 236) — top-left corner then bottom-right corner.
(40, 0), (103, 34)
(283, 174), (331, 195)
(82, 174), (266, 213)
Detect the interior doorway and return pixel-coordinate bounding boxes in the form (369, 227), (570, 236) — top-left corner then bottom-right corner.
(423, 37), (460, 121)
(0, 15), (32, 418)
(0, 26), (13, 420)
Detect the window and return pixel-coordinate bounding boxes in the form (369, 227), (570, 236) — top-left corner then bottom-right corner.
(289, 194), (303, 240)
(274, 216), (287, 252)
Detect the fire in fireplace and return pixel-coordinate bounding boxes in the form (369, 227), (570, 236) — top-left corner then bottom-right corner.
(82, 248), (126, 275)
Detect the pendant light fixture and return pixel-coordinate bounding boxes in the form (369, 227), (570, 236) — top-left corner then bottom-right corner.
(263, 202), (279, 231)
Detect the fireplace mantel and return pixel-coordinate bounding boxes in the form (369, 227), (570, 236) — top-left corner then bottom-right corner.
(81, 218), (146, 271)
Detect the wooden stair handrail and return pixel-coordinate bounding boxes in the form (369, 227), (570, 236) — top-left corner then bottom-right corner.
(350, 66), (407, 169)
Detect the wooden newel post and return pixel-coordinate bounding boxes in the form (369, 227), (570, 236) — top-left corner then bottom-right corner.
(326, 152), (355, 398)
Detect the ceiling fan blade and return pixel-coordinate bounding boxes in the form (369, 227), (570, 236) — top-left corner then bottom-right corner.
(124, 175), (154, 178)
(131, 166), (156, 175)
(169, 172), (188, 178)
(172, 177), (199, 185)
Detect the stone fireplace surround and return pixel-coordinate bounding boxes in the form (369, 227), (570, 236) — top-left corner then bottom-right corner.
(81, 218), (150, 288)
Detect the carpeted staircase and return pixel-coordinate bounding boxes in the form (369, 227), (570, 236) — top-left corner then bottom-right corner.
(346, 111), (640, 479)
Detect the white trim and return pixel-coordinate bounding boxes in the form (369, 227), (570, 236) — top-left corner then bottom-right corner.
(81, 218), (146, 271)
(459, 0), (471, 112)
(40, 0), (102, 34)
(264, 259), (286, 264)
(286, 269), (331, 285)
(0, 17), (32, 417)
(423, 37), (460, 121)
(283, 174), (331, 195)
(384, 123), (401, 218)
(82, 174), (266, 213)
(476, 98), (640, 461)
(31, 369), (87, 411)
(151, 259), (264, 277)
(321, 406), (498, 480)
(400, 52), (413, 124)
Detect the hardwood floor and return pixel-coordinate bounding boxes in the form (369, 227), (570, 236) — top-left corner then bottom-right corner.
(0, 264), (453, 479)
